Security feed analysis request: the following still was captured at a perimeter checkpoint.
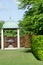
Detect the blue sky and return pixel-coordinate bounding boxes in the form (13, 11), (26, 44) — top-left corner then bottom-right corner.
(0, 0), (25, 22)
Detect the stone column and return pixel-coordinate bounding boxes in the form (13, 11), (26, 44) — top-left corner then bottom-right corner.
(1, 29), (4, 50)
(17, 29), (20, 49)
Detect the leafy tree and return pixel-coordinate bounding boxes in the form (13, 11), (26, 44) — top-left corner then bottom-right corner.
(0, 21), (4, 28)
(18, 0), (43, 9)
(0, 21), (4, 36)
(4, 30), (17, 37)
(18, 0), (43, 35)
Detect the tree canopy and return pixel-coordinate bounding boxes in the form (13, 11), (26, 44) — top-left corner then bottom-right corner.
(18, 0), (43, 9)
(0, 21), (4, 36)
(18, 0), (43, 35)
(0, 21), (4, 28)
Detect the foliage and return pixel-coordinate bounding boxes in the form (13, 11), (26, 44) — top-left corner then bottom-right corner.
(4, 30), (17, 37)
(18, 0), (43, 61)
(31, 35), (43, 60)
(18, 0), (43, 35)
(18, 0), (43, 9)
(0, 21), (4, 28)
(0, 21), (4, 36)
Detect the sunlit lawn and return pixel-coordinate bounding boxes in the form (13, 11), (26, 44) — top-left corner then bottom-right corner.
(0, 49), (43, 65)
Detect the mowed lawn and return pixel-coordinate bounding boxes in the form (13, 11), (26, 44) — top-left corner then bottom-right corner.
(0, 49), (43, 65)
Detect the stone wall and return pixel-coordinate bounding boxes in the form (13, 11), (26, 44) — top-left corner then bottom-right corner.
(0, 35), (31, 48)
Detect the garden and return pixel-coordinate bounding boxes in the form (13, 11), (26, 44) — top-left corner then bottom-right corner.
(0, 0), (43, 64)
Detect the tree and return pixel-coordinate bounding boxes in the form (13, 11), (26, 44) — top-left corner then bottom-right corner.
(18, 0), (43, 9)
(0, 21), (4, 36)
(0, 21), (4, 28)
(18, 0), (43, 35)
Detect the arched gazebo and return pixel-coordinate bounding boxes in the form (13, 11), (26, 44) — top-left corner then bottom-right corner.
(1, 21), (20, 50)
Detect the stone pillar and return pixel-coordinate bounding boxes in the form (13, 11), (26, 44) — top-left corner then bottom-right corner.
(1, 29), (4, 50)
(17, 29), (20, 49)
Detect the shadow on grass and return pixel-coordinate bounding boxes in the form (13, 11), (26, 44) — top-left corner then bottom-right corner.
(20, 48), (41, 61)
(32, 53), (41, 61)
(24, 48), (32, 53)
(20, 48), (32, 53)
(24, 49), (41, 61)
(31, 51), (41, 61)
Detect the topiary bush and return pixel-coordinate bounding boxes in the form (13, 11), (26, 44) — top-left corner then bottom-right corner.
(31, 35), (43, 61)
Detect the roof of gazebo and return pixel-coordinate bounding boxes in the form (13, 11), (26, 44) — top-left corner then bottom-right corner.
(2, 21), (19, 29)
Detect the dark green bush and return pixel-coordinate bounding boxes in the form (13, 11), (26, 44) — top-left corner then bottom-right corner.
(31, 35), (43, 61)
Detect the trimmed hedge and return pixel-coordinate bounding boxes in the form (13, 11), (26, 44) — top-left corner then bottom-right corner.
(31, 35), (43, 61)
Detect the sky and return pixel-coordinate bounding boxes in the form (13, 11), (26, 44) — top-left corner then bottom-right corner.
(0, 0), (25, 22)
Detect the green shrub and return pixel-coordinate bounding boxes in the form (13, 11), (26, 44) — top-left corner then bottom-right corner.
(31, 35), (43, 61)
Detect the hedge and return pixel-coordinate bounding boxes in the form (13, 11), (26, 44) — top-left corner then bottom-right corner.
(31, 35), (43, 61)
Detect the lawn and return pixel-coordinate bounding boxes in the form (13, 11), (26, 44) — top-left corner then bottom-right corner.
(0, 49), (43, 65)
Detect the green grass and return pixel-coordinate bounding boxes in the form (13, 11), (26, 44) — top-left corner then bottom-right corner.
(0, 49), (43, 65)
